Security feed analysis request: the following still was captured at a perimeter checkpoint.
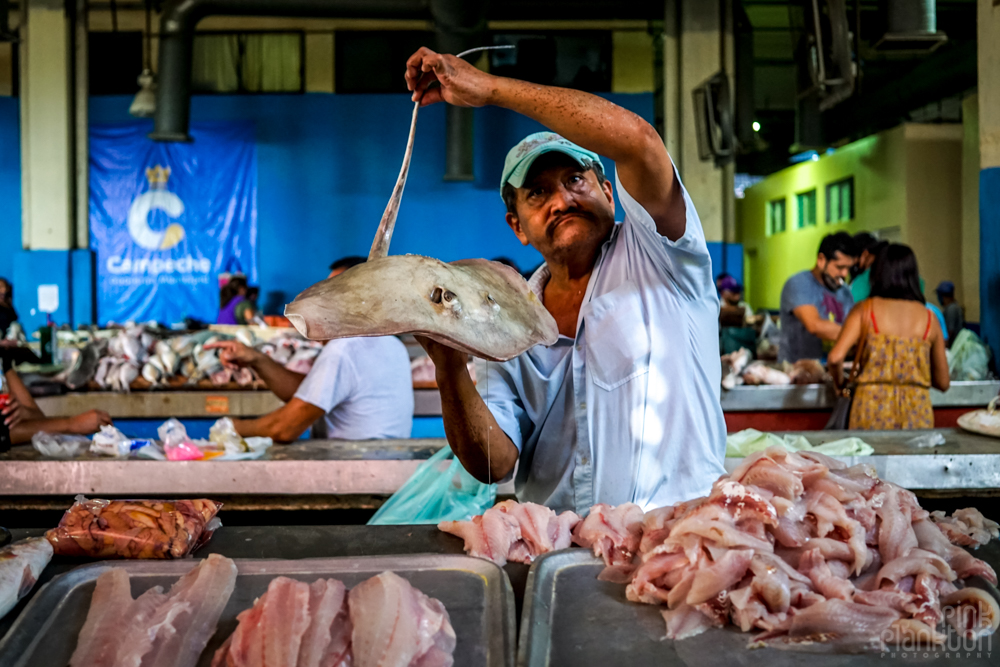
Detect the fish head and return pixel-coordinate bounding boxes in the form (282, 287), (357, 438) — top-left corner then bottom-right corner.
(285, 255), (558, 362)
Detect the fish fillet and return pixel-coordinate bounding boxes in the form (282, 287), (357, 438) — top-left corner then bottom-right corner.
(572, 443), (1000, 652)
(348, 571), (455, 667)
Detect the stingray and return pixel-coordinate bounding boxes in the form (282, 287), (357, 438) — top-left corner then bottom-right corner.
(285, 52), (558, 362)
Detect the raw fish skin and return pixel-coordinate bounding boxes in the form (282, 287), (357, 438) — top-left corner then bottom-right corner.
(572, 503), (645, 566)
(297, 579), (351, 667)
(439, 500), (581, 566)
(138, 554), (238, 667)
(69, 568), (135, 667)
(0, 537), (52, 620)
(260, 577), (312, 667)
(349, 571), (455, 667)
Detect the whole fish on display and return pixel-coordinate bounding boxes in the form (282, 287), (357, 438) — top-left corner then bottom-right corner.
(285, 49), (558, 362)
(0, 537), (53, 620)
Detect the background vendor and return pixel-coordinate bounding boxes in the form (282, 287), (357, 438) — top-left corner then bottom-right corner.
(779, 232), (858, 363)
(206, 257), (413, 442)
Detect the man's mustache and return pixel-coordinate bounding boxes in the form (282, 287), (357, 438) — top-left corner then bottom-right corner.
(546, 208), (596, 237)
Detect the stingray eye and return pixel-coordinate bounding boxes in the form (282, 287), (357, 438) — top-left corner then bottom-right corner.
(443, 290), (456, 303)
(487, 294), (497, 305)
(430, 287), (443, 304)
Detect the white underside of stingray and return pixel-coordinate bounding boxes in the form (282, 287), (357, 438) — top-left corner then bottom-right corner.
(285, 58), (558, 362)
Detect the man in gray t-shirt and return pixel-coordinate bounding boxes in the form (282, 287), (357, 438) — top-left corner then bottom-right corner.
(779, 233), (858, 363)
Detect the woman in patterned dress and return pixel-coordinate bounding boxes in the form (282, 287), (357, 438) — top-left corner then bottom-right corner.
(828, 244), (950, 430)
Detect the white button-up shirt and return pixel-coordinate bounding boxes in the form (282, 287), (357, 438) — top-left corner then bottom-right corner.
(476, 168), (727, 515)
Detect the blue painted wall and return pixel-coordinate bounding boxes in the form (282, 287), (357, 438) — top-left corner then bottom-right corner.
(89, 92), (658, 314)
(0, 98), (21, 285)
(2, 93), (742, 325)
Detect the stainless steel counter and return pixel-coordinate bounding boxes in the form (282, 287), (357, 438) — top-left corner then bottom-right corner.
(2, 429), (999, 500)
(720, 380), (998, 412)
(0, 439), (448, 497)
(724, 428), (1000, 492)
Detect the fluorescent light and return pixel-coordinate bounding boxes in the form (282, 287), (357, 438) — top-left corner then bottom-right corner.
(752, 121), (761, 132)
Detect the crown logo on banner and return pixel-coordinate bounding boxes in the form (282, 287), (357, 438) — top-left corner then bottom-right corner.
(146, 165), (171, 188)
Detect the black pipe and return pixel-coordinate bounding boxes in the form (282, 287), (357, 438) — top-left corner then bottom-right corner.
(151, 0), (431, 141)
(432, 0), (486, 180)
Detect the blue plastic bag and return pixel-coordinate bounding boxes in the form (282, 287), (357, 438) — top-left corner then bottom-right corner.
(367, 445), (497, 525)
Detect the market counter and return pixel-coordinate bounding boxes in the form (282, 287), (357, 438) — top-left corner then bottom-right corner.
(721, 380), (999, 431)
(2, 430), (1000, 509)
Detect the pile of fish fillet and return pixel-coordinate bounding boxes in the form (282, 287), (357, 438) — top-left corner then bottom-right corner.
(69, 555), (455, 667)
(440, 445), (1000, 651)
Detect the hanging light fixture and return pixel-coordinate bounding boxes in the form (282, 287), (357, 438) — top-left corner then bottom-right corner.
(130, 0), (157, 118)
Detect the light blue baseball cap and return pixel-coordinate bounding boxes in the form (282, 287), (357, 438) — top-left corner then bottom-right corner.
(500, 132), (601, 193)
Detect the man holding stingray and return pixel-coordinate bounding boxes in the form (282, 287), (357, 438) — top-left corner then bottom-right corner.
(406, 47), (726, 514)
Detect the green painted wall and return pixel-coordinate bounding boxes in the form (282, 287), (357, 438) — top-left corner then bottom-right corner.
(739, 127), (907, 310)
(739, 123), (970, 313)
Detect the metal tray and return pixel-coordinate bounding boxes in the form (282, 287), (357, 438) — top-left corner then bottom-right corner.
(518, 548), (1000, 667)
(0, 554), (515, 667)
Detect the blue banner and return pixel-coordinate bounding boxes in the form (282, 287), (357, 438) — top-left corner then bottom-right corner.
(90, 121), (257, 325)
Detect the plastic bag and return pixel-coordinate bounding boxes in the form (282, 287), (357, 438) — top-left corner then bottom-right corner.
(725, 429), (872, 457)
(810, 437), (875, 456)
(949, 329), (994, 381)
(31, 432), (91, 458)
(90, 424), (131, 458)
(904, 432), (947, 449)
(757, 316), (782, 361)
(45, 495), (222, 558)
(157, 418), (203, 460)
(209, 417), (248, 454)
(368, 446), (496, 525)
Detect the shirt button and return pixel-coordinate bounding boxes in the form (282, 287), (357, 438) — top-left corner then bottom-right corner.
(581, 456), (589, 465)
(579, 402), (586, 410)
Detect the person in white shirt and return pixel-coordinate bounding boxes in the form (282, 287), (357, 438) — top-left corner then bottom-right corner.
(207, 257), (413, 441)
(405, 47), (726, 513)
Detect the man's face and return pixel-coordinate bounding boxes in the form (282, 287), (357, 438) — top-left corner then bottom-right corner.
(817, 251), (856, 291)
(721, 289), (741, 306)
(505, 153), (615, 262)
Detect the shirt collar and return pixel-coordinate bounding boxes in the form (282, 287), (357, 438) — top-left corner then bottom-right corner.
(527, 263), (551, 299)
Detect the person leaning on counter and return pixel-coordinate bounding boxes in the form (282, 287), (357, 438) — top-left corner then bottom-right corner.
(404, 47), (726, 514)
(1, 356), (112, 447)
(205, 257), (414, 442)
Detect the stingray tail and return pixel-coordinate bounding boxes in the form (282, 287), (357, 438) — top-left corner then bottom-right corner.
(368, 100), (420, 260)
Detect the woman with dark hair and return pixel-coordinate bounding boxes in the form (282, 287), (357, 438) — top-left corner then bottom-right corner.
(217, 275), (248, 325)
(0, 278), (16, 338)
(828, 244), (949, 429)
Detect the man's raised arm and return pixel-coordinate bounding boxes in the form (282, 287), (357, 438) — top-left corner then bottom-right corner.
(405, 47), (685, 240)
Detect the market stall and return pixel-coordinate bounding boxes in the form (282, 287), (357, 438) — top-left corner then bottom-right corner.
(721, 381), (1000, 431)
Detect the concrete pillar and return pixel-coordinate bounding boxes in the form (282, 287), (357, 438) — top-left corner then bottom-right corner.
(664, 0), (734, 245)
(20, 0), (73, 250)
(979, 0), (1000, 360)
(961, 93), (980, 323)
(15, 0), (92, 333)
(662, 0), (682, 172)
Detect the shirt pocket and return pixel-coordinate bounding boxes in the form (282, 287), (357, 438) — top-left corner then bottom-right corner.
(583, 280), (651, 391)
